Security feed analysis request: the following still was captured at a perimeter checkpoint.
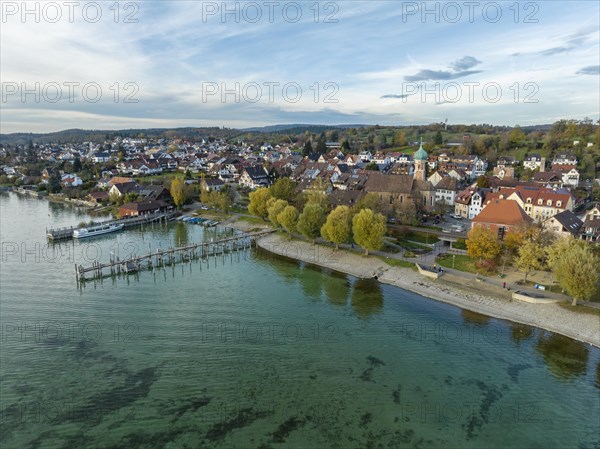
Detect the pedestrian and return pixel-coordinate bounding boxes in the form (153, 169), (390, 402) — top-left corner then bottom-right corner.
(503, 282), (506, 289)
(434, 263), (437, 270)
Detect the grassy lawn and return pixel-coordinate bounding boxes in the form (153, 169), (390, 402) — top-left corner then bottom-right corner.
(405, 231), (439, 244)
(375, 255), (417, 270)
(452, 239), (467, 250)
(436, 254), (479, 274)
(238, 215), (267, 225)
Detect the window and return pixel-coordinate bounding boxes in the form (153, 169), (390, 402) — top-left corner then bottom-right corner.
(557, 201), (562, 207)
(538, 199), (543, 205)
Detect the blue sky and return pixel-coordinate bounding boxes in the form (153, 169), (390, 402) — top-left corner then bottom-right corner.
(1, 1), (599, 133)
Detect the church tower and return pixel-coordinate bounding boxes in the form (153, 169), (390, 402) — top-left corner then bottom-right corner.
(413, 138), (428, 181)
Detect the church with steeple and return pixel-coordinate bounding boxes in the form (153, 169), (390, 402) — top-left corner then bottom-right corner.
(413, 138), (428, 181)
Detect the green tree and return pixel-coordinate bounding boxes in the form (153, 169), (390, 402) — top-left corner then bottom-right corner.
(73, 157), (82, 172)
(365, 162), (379, 171)
(267, 198), (288, 227)
(214, 191), (231, 214)
(277, 205), (299, 237)
(302, 140), (313, 156)
(248, 187), (272, 220)
(352, 208), (387, 255)
(466, 227), (501, 262)
(394, 131), (407, 147)
(270, 177), (297, 202)
(515, 239), (545, 282)
(434, 131), (443, 145)
(297, 203), (327, 244)
(47, 172), (62, 194)
(353, 192), (381, 214)
(170, 177), (186, 209)
(476, 176), (490, 188)
(321, 206), (352, 249)
(547, 237), (599, 306)
(316, 134), (327, 154)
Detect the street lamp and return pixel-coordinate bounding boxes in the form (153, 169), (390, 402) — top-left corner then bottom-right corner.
(452, 254), (456, 269)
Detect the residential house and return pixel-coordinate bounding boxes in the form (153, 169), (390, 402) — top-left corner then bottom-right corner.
(86, 191), (110, 205)
(544, 210), (583, 238)
(454, 188), (490, 219)
(532, 172), (564, 189)
(92, 152), (111, 163)
(434, 176), (458, 206)
(523, 154), (544, 171)
(551, 164), (580, 187)
(109, 181), (140, 198)
(484, 186), (573, 222)
(471, 200), (532, 240)
(492, 166), (514, 180)
(202, 178), (225, 192)
(579, 204), (600, 242)
(553, 152), (577, 166)
(239, 165), (270, 189)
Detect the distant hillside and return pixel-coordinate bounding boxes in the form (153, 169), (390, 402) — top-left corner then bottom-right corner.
(241, 124), (367, 133)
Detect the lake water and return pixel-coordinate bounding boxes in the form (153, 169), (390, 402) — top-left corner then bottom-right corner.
(1, 192), (599, 449)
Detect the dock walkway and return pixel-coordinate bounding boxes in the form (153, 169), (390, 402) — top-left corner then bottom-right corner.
(75, 229), (275, 282)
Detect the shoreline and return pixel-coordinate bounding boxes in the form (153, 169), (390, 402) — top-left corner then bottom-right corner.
(255, 233), (600, 348)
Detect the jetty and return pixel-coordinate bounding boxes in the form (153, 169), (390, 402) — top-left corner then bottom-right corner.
(75, 229), (274, 283)
(47, 212), (174, 241)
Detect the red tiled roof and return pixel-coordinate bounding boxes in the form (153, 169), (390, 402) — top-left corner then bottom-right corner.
(472, 199), (532, 226)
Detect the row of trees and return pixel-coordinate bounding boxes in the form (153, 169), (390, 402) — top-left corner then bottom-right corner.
(466, 225), (599, 305)
(249, 187), (387, 255)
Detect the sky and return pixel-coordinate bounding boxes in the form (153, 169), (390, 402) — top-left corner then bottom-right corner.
(1, 1), (599, 133)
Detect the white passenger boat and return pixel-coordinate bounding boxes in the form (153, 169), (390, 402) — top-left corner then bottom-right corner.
(73, 223), (124, 239)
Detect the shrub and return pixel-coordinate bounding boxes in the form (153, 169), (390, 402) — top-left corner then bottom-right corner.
(476, 259), (496, 274)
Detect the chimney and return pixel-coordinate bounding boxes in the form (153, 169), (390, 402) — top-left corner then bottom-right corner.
(539, 157), (545, 172)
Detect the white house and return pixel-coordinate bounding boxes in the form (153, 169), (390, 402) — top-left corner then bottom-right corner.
(523, 154), (544, 171)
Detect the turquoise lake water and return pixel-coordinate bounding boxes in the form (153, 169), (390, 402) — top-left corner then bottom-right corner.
(0, 192), (599, 449)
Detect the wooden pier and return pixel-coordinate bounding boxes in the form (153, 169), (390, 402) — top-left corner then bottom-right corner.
(75, 229), (274, 283)
(47, 211), (174, 241)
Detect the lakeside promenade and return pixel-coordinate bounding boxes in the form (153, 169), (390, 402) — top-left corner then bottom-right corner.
(253, 231), (600, 348)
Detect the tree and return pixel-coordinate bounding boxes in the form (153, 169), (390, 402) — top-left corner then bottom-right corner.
(316, 134), (327, 154)
(352, 208), (387, 255)
(248, 187), (272, 220)
(353, 192), (381, 214)
(394, 199), (417, 225)
(267, 198), (288, 227)
(434, 130), (443, 145)
(277, 205), (299, 237)
(365, 162), (379, 171)
(73, 157), (82, 172)
(297, 203), (327, 244)
(270, 177), (297, 202)
(321, 206), (352, 249)
(514, 239), (544, 282)
(47, 172), (62, 194)
(302, 140), (313, 156)
(214, 191), (231, 214)
(394, 131), (407, 147)
(476, 176), (490, 188)
(170, 177), (186, 209)
(551, 242), (599, 306)
(466, 227), (501, 262)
